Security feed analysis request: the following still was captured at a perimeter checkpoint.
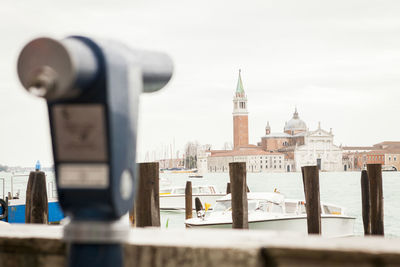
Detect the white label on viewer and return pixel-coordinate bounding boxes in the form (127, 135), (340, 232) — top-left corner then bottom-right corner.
(58, 164), (109, 189)
(52, 104), (108, 162)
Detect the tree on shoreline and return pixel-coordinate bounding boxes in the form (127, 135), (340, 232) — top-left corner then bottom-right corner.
(0, 164), (9, 172)
(184, 141), (199, 169)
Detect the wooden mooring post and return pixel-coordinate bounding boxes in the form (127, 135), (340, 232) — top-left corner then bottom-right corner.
(25, 170), (48, 224)
(226, 182), (231, 194)
(367, 164), (384, 235)
(185, 181), (192, 220)
(226, 182), (248, 195)
(134, 162), (160, 227)
(229, 162), (248, 229)
(301, 166), (321, 235)
(361, 170), (371, 235)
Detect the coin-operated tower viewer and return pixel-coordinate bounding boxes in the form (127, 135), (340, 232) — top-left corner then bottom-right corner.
(17, 36), (173, 267)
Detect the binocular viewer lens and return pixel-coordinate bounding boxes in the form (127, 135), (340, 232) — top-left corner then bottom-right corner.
(17, 37), (173, 101)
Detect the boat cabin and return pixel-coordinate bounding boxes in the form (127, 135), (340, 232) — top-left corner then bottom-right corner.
(160, 185), (218, 195)
(285, 199), (344, 215)
(213, 192), (345, 216)
(214, 192), (286, 213)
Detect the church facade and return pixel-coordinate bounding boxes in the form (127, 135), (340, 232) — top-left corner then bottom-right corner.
(293, 125), (343, 172)
(259, 109), (343, 172)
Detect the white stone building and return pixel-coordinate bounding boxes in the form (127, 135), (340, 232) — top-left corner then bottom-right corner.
(294, 123), (343, 171)
(207, 149), (286, 173)
(197, 145), (212, 174)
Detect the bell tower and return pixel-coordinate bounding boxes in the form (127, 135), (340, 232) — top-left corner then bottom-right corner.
(233, 69), (249, 149)
(265, 121), (271, 135)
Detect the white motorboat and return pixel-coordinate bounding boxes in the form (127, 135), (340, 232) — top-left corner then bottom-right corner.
(160, 185), (225, 210)
(185, 192), (355, 237)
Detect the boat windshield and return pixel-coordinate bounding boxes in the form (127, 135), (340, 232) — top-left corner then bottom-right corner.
(214, 200), (258, 212)
(198, 187), (211, 194)
(256, 200), (283, 213)
(323, 205), (342, 215)
(192, 187), (200, 194)
(214, 201), (231, 212)
(173, 188), (185, 194)
(162, 186), (216, 195)
(160, 189), (172, 194)
(285, 202), (298, 214)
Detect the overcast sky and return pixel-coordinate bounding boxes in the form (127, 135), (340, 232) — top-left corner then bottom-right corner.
(1, 0), (400, 166)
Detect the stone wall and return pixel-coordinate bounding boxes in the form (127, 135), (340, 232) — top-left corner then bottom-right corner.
(1, 224), (400, 267)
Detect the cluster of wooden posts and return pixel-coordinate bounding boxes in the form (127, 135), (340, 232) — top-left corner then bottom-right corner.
(302, 163), (384, 236)
(221, 162), (384, 235)
(301, 163), (383, 236)
(25, 162), (385, 237)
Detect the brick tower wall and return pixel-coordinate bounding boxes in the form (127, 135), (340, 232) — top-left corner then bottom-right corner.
(233, 115), (249, 148)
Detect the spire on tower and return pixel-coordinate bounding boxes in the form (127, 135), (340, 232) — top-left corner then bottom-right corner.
(236, 69), (245, 95)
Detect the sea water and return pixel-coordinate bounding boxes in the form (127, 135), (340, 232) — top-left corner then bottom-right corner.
(1, 171), (399, 237)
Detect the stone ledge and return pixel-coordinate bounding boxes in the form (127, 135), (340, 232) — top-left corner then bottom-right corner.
(1, 224), (400, 267)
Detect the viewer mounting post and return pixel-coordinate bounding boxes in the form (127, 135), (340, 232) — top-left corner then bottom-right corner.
(17, 36), (173, 267)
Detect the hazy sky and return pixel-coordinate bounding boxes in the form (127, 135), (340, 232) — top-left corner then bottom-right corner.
(1, 0), (400, 166)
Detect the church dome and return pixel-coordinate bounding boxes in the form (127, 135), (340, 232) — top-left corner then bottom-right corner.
(284, 108), (307, 133)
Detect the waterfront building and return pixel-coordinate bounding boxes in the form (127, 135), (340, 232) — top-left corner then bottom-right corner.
(200, 71), (285, 173)
(198, 70), (343, 173)
(342, 146), (375, 171)
(207, 148), (285, 173)
(157, 158), (184, 170)
(343, 142), (400, 171)
(293, 123), (343, 172)
(258, 108), (307, 155)
(197, 145), (212, 174)
(384, 151), (400, 171)
(259, 110), (343, 172)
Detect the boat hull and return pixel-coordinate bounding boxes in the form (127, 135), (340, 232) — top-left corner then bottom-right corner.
(186, 216), (355, 238)
(1, 198), (64, 223)
(160, 194), (225, 210)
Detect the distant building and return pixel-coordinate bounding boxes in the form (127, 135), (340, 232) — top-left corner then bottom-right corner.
(157, 158), (184, 170)
(198, 70), (343, 173)
(199, 70), (285, 173)
(343, 142), (400, 171)
(259, 110), (342, 172)
(207, 148), (285, 173)
(258, 108), (308, 171)
(232, 70), (249, 149)
(293, 124), (343, 172)
(196, 70), (400, 172)
(197, 145), (212, 173)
